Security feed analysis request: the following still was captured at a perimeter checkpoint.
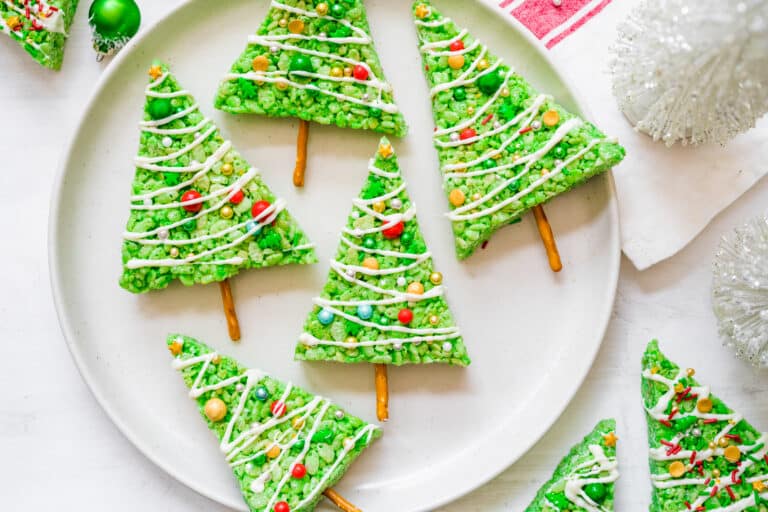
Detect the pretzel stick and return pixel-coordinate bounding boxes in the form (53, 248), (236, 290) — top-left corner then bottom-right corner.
(532, 205), (562, 272)
(374, 364), (389, 422)
(293, 120), (310, 187)
(323, 488), (362, 512)
(219, 279), (241, 341)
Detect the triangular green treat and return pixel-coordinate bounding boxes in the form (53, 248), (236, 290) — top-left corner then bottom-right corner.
(525, 419), (619, 512)
(1, 0), (79, 69)
(642, 340), (768, 512)
(214, 0), (407, 137)
(412, 1), (625, 260)
(296, 138), (470, 366)
(168, 334), (381, 512)
(120, 62), (317, 293)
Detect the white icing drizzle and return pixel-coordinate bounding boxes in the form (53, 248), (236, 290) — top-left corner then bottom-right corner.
(429, 38), (481, 57)
(142, 117), (211, 136)
(431, 48), (500, 98)
(299, 331), (460, 348)
(642, 365), (768, 512)
(414, 17), (451, 28)
(271, 0), (371, 43)
(172, 347), (377, 511)
(367, 159), (400, 179)
(139, 103), (200, 128)
(563, 444), (619, 512)
(134, 124), (218, 168)
(420, 28), (468, 51)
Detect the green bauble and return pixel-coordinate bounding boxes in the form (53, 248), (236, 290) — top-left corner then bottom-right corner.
(478, 69), (504, 95)
(88, 0), (141, 59)
(289, 54), (315, 75)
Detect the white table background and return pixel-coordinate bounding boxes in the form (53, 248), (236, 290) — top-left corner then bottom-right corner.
(2, 2), (767, 511)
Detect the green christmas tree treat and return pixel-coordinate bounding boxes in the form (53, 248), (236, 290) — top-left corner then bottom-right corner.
(214, 0), (407, 186)
(121, 63), (316, 339)
(642, 340), (768, 512)
(296, 138), (470, 419)
(168, 334), (380, 512)
(412, 1), (626, 261)
(1, 0), (79, 69)
(525, 419), (619, 512)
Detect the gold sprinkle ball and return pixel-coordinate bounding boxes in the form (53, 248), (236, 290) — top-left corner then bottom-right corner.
(471, 192), (482, 201)
(542, 109), (560, 127)
(291, 417), (305, 430)
(148, 64), (163, 79)
(429, 272), (443, 285)
(449, 188), (466, 207)
(669, 461), (686, 478)
(267, 444), (281, 458)
(448, 55), (465, 70)
(500, 87), (510, 97)
(362, 257), (379, 270)
(712, 468), (721, 478)
(372, 201), (386, 213)
(345, 336), (358, 345)
(288, 19), (305, 34)
(204, 398), (227, 422)
(276, 81), (289, 91)
(220, 206), (234, 219)
(212, 355), (222, 364)
(407, 282), (425, 295)
(221, 162), (234, 175)
(724, 445), (741, 463)
(278, 18), (288, 27)
(343, 67), (353, 77)
(168, 341), (183, 356)
(477, 58), (490, 71)
(169, 247), (180, 258)
(252, 55), (269, 72)
(330, 66), (343, 78)
(686, 368), (696, 377)
(718, 437), (730, 448)
(429, 315), (440, 325)
(697, 397), (713, 413)
(315, 2), (329, 15)
(467, 106), (475, 115)
(709, 441), (717, 450)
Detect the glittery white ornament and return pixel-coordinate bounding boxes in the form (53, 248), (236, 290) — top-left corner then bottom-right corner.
(712, 215), (768, 368)
(610, 0), (768, 146)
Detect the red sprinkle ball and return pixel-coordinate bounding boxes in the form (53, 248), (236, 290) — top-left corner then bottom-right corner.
(382, 221), (405, 239)
(449, 40), (465, 51)
(181, 190), (203, 213)
(459, 128), (477, 140)
(353, 64), (369, 81)
(398, 308), (414, 324)
(251, 200), (272, 219)
(291, 463), (307, 479)
(230, 189), (244, 205)
(270, 400), (287, 417)
(274, 502), (290, 512)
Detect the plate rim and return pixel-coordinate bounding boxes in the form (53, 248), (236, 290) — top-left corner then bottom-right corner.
(48, 0), (621, 510)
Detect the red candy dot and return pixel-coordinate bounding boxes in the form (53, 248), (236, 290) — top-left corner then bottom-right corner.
(353, 64), (369, 81)
(181, 190), (203, 213)
(398, 308), (413, 324)
(251, 200), (272, 219)
(459, 128), (477, 140)
(271, 400), (287, 417)
(274, 502), (290, 512)
(230, 189), (244, 205)
(382, 221), (404, 239)
(291, 463), (307, 479)
(449, 40), (465, 51)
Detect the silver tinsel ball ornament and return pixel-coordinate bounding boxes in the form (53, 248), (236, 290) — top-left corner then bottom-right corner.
(712, 215), (768, 368)
(610, 0), (768, 146)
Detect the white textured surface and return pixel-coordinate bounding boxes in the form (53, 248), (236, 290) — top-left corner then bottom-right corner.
(1, 2), (767, 512)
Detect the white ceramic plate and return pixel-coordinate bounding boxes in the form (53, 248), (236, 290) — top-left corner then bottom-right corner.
(49, 1), (620, 510)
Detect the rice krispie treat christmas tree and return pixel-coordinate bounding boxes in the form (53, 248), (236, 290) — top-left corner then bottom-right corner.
(1, 0), (79, 69)
(214, 0), (407, 187)
(168, 334), (379, 512)
(121, 63), (316, 340)
(412, 2), (625, 264)
(525, 419), (619, 512)
(296, 138), (470, 420)
(642, 340), (768, 512)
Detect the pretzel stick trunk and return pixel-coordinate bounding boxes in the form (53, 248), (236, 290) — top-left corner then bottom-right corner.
(532, 205), (562, 273)
(293, 120), (310, 187)
(219, 279), (241, 341)
(374, 363), (389, 422)
(323, 488), (362, 512)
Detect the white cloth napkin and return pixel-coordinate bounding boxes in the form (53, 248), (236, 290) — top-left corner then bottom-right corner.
(483, 0), (768, 270)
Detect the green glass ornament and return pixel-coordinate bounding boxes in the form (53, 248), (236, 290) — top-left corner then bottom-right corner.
(88, 0), (141, 61)
(478, 70), (504, 95)
(289, 54), (315, 75)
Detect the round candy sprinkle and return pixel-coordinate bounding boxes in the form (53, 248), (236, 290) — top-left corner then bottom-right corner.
(397, 277), (407, 287)
(169, 247), (180, 258)
(147, 98), (173, 120)
(668, 461), (686, 478)
(251, 200), (272, 219)
(204, 398), (227, 422)
(181, 190), (203, 213)
(450, 132), (460, 142)
(697, 398), (713, 413)
(362, 257), (379, 270)
(291, 417), (304, 430)
(161, 136), (173, 148)
(267, 444), (281, 458)
(315, 3), (328, 15)
(449, 40), (465, 51)
(230, 189), (244, 205)
(220, 205), (234, 219)
(157, 228), (169, 240)
(278, 18), (287, 27)
(221, 162), (234, 175)
(584, 483), (607, 502)
(478, 70), (503, 95)
(718, 437), (730, 448)
(429, 315), (439, 325)
(442, 342), (453, 352)
(271, 400), (287, 417)
(393, 341), (403, 350)
(330, 66), (343, 78)
(317, 308), (334, 325)
(390, 198), (403, 210)
(291, 463), (307, 479)
(477, 58), (489, 70)
(289, 54), (314, 74)
(254, 386), (269, 401)
(353, 64), (369, 81)
(245, 221), (262, 236)
(430, 272), (443, 285)
(449, 188), (466, 207)
(542, 110), (560, 127)
(712, 468), (722, 478)
(334, 410), (345, 419)
(459, 127), (477, 140)
(329, 3), (345, 18)
(471, 192), (482, 202)
(345, 335), (358, 345)
(448, 54), (465, 69)
(343, 438), (356, 450)
(362, 237), (376, 249)
(531, 120), (542, 130)
(357, 304), (373, 320)
(398, 308), (413, 324)
(407, 282), (424, 295)
(453, 87), (467, 101)
(288, 19), (305, 34)
(382, 221), (405, 239)
(252, 55), (269, 72)
(372, 201), (386, 213)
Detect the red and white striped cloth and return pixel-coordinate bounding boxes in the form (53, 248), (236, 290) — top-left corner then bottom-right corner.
(482, 0), (768, 269)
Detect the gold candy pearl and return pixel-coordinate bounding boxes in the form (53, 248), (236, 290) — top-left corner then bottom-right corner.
(477, 59), (489, 70)
(288, 19), (305, 34)
(712, 469), (721, 478)
(291, 417), (305, 430)
(500, 87), (510, 97)
(330, 66), (343, 78)
(220, 206), (234, 219)
(221, 162), (234, 175)
(697, 397), (713, 413)
(724, 445), (741, 463)
(316, 2), (329, 15)
(429, 272), (443, 285)
(345, 336), (358, 345)
(718, 437), (730, 448)
(467, 106), (475, 115)
(278, 18), (288, 27)
(542, 109), (560, 127)
(362, 257), (379, 270)
(372, 201), (386, 213)
(686, 368), (696, 377)
(266, 444), (281, 458)
(407, 282), (425, 295)
(449, 188), (466, 207)
(709, 441), (717, 450)
(169, 247), (180, 258)
(204, 398), (227, 422)
(668, 461), (686, 478)
(252, 55), (269, 72)
(343, 67), (353, 77)
(276, 81), (289, 91)
(429, 315), (439, 325)
(212, 355), (222, 364)
(448, 54), (465, 70)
